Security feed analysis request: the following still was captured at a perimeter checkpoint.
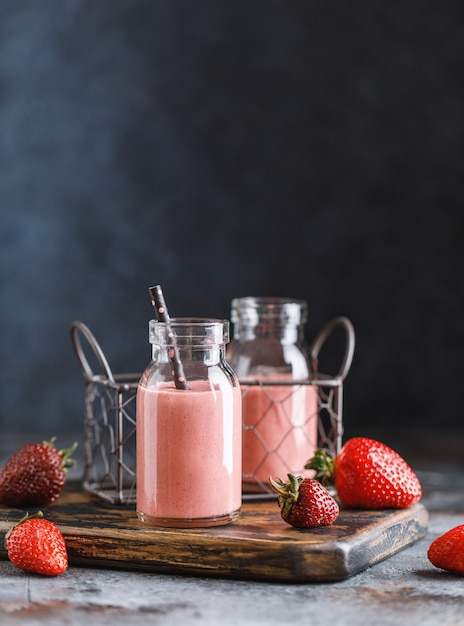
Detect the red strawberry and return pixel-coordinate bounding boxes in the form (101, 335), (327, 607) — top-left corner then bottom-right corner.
(0, 438), (77, 507)
(269, 473), (339, 528)
(428, 525), (464, 575)
(5, 511), (68, 576)
(305, 437), (421, 509)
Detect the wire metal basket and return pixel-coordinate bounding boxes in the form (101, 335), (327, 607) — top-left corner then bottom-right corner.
(71, 317), (355, 505)
(71, 322), (139, 505)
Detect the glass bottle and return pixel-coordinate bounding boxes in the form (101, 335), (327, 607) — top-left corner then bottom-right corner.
(228, 297), (318, 494)
(136, 318), (242, 527)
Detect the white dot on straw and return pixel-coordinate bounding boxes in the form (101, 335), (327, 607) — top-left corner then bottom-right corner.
(158, 306), (165, 314)
(178, 376), (185, 382)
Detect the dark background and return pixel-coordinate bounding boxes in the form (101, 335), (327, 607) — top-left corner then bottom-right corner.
(1, 1), (463, 454)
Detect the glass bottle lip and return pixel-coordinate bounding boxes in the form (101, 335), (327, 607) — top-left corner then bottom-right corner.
(149, 318), (230, 345)
(231, 296), (307, 326)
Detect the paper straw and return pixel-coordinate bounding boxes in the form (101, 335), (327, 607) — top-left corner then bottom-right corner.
(149, 285), (189, 390)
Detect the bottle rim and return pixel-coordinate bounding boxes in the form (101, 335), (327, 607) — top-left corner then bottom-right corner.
(231, 297), (307, 325)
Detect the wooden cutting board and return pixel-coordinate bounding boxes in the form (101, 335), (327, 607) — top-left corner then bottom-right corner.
(0, 484), (428, 583)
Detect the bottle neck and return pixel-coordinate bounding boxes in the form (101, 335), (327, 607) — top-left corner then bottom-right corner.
(233, 322), (303, 344)
(152, 344), (225, 366)
(149, 318), (229, 365)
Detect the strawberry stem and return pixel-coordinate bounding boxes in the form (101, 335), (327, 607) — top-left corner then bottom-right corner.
(59, 442), (78, 472)
(305, 448), (336, 487)
(269, 474), (303, 518)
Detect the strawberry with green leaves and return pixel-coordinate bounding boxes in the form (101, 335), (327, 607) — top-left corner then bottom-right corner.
(269, 473), (339, 528)
(428, 525), (464, 575)
(306, 437), (421, 509)
(0, 438), (77, 507)
(5, 511), (68, 576)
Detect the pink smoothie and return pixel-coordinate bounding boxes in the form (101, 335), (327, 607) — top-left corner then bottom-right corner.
(241, 378), (318, 492)
(136, 380), (242, 526)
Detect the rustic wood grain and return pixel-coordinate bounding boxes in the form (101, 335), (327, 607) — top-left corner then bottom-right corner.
(0, 484), (428, 582)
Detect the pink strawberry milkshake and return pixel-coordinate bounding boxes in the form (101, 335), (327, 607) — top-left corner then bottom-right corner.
(241, 376), (319, 492)
(136, 380), (242, 527)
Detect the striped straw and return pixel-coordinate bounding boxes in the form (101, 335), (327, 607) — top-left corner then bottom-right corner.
(149, 285), (189, 390)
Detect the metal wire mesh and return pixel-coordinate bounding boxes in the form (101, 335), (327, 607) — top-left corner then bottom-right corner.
(241, 376), (343, 494)
(82, 373), (139, 504)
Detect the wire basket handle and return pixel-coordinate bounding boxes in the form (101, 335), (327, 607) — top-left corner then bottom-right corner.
(70, 321), (115, 383)
(310, 316), (355, 381)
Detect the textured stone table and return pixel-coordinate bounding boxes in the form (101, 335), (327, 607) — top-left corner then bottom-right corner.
(1, 435), (464, 625)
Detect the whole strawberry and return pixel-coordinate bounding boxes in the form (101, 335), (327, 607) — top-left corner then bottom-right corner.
(428, 525), (464, 575)
(269, 473), (339, 528)
(5, 511), (68, 576)
(0, 438), (77, 507)
(306, 437), (421, 509)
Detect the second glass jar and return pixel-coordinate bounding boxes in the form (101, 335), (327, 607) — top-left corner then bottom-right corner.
(228, 297), (319, 494)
